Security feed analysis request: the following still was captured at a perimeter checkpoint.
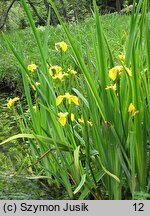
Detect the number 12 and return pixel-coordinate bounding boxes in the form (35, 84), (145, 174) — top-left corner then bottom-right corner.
(133, 203), (144, 211)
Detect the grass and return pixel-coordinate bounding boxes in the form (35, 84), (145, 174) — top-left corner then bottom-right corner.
(0, 0), (150, 200)
(0, 14), (130, 91)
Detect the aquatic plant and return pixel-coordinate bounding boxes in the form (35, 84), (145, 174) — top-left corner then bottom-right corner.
(1, 0), (150, 199)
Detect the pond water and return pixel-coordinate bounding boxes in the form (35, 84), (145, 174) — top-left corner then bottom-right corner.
(0, 91), (65, 200)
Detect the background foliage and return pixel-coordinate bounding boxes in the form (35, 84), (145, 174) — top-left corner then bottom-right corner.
(0, 0), (134, 31)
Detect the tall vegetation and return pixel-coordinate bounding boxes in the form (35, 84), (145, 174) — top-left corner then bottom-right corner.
(1, 0), (150, 199)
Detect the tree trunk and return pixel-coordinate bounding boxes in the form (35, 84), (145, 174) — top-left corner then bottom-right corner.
(116, 0), (121, 12)
(0, 0), (16, 30)
(27, 0), (46, 25)
(59, 0), (67, 21)
(43, 0), (50, 17)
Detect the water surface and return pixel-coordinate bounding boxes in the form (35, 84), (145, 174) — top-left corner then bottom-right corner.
(0, 91), (65, 200)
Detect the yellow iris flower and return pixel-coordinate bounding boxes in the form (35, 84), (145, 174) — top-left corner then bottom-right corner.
(56, 92), (79, 106)
(109, 65), (132, 80)
(65, 93), (79, 105)
(68, 67), (77, 75)
(28, 64), (37, 72)
(56, 95), (64, 106)
(49, 65), (62, 76)
(105, 83), (117, 92)
(78, 115), (84, 124)
(33, 105), (37, 112)
(128, 103), (139, 116)
(87, 121), (93, 127)
(55, 41), (68, 52)
(31, 82), (40, 91)
(31, 84), (36, 91)
(35, 82), (40, 86)
(70, 113), (75, 121)
(52, 73), (69, 82)
(58, 112), (68, 126)
(128, 103), (135, 114)
(109, 66), (123, 81)
(78, 115), (93, 126)
(118, 53), (125, 62)
(7, 97), (19, 109)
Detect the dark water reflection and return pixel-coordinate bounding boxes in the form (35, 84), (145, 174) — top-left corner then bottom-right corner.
(0, 174), (52, 199)
(0, 91), (65, 200)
